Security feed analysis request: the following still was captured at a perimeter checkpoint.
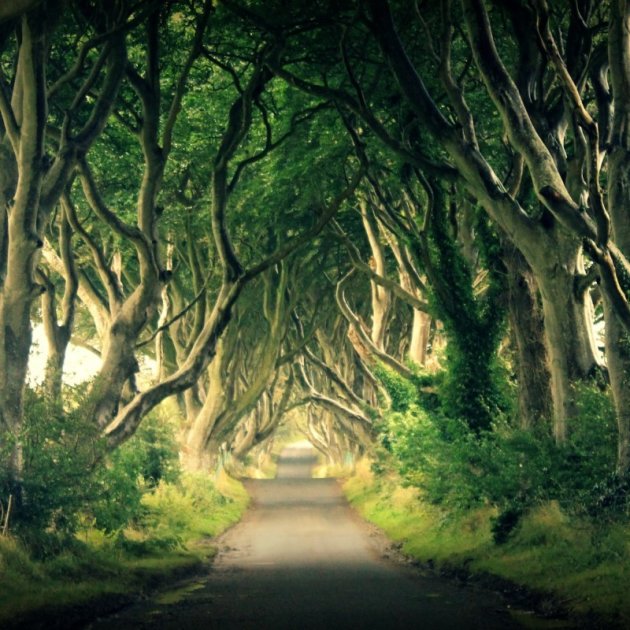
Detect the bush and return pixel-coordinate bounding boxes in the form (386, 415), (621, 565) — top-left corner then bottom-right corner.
(139, 473), (240, 543)
(380, 383), (619, 539)
(490, 505), (523, 544)
(0, 386), (180, 547)
(15, 386), (105, 541)
(89, 415), (180, 535)
(585, 473), (630, 520)
(373, 363), (418, 412)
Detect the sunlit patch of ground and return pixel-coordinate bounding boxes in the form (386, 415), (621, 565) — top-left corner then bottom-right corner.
(286, 439), (315, 449)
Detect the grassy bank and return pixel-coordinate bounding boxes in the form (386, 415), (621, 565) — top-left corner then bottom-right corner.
(0, 471), (248, 628)
(343, 460), (630, 628)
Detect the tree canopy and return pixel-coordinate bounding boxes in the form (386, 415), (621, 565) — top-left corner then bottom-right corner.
(1, 0), (630, 536)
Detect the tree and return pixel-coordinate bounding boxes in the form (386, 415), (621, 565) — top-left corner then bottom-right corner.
(0, 0), (127, 507)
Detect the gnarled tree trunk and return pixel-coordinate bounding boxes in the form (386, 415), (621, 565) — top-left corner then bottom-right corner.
(527, 232), (601, 441)
(503, 241), (552, 430)
(606, 0), (630, 476)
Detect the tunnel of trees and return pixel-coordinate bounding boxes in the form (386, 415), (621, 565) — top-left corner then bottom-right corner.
(1, 0), (630, 543)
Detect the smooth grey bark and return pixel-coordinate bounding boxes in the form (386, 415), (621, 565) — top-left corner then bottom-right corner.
(360, 199), (391, 350)
(503, 242), (552, 430)
(37, 198), (78, 402)
(528, 232), (601, 441)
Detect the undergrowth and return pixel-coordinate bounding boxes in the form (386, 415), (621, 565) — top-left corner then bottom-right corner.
(344, 460), (630, 627)
(0, 387), (249, 625)
(0, 471), (248, 625)
(357, 364), (630, 626)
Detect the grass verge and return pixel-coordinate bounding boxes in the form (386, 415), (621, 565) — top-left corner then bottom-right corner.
(0, 471), (249, 628)
(343, 460), (630, 629)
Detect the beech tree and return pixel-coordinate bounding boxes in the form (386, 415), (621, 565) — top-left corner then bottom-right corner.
(4, 0), (630, 535)
(0, 0), (129, 505)
(239, 0), (630, 473)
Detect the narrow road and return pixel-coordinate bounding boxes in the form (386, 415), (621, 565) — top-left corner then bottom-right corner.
(90, 445), (524, 629)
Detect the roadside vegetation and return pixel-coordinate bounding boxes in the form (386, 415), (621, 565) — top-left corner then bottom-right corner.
(346, 464), (630, 628)
(2, 1), (630, 625)
(0, 390), (248, 627)
(340, 367), (630, 628)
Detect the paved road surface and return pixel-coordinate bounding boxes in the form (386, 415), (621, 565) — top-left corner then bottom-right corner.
(89, 445), (525, 629)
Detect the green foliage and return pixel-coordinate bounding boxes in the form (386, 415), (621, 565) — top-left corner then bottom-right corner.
(0, 471), (248, 626)
(422, 188), (509, 431)
(373, 363), (417, 412)
(0, 387), (180, 547)
(89, 416), (180, 536)
(381, 383), (618, 542)
(345, 470), (630, 626)
(438, 351), (512, 431)
(587, 473), (630, 520)
(139, 472), (248, 545)
(8, 387), (105, 542)
(490, 506), (523, 545)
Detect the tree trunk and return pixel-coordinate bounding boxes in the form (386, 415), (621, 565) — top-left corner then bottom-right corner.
(360, 200), (390, 350)
(603, 298), (630, 475)
(383, 229), (431, 367)
(606, 0), (630, 475)
(408, 309), (431, 366)
(43, 342), (66, 403)
(183, 341), (226, 472)
(231, 415), (258, 460)
(93, 291), (158, 428)
(39, 202), (77, 403)
(503, 243), (552, 429)
(0, 13), (47, 507)
(531, 237), (601, 441)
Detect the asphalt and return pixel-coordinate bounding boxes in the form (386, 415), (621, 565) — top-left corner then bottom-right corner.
(86, 444), (525, 629)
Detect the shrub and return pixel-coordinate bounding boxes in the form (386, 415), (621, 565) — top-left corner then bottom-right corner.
(381, 383), (619, 541)
(139, 473), (236, 543)
(16, 386), (105, 541)
(373, 363), (418, 412)
(0, 386), (180, 547)
(89, 415), (180, 535)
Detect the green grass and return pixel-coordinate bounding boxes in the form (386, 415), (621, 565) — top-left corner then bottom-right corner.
(0, 472), (249, 627)
(343, 460), (630, 627)
(312, 462), (355, 479)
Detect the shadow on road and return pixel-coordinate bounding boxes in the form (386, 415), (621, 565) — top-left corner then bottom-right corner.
(88, 444), (532, 629)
